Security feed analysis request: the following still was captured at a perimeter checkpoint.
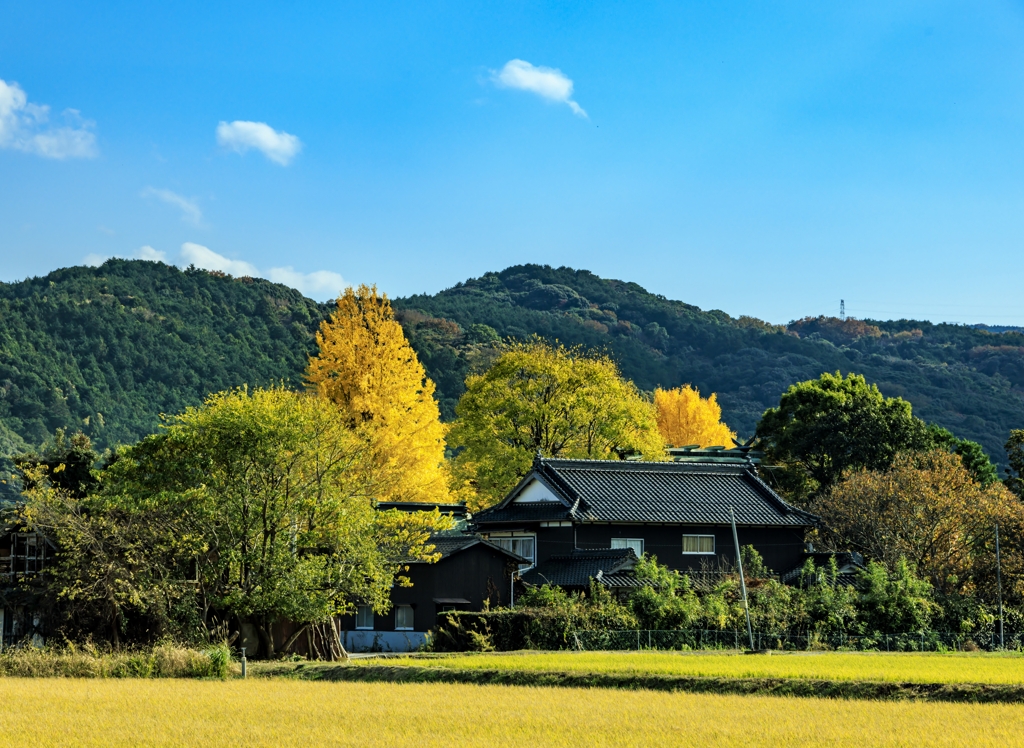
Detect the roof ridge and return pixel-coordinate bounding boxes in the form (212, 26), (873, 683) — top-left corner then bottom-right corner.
(542, 457), (750, 472)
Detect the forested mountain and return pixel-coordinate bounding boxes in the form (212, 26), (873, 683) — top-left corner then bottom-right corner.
(395, 266), (1024, 468)
(2, 260), (1023, 500)
(0, 260), (329, 497)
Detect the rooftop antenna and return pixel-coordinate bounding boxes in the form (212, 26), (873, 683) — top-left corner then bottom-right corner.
(840, 300), (846, 321)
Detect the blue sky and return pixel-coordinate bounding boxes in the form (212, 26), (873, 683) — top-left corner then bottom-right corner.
(2, 1), (1024, 325)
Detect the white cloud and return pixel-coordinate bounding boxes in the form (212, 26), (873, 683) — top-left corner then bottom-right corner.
(267, 266), (346, 298)
(180, 242), (259, 276)
(492, 59), (587, 117)
(0, 78), (98, 158)
(137, 245), (167, 262)
(82, 245), (169, 267)
(216, 120), (302, 165)
(142, 187), (203, 226)
(81, 243), (344, 300)
(177, 244), (344, 299)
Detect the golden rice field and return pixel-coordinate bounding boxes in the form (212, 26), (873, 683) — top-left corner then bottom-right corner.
(361, 650), (1024, 685)
(0, 678), (1022, 747)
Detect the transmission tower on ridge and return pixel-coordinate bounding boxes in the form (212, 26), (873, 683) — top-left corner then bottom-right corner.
(840, 300), (845, 321)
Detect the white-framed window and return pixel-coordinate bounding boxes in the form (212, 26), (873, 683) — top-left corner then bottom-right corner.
(611, 538), (644, 557)
(490, 535), (536, 570)
(355, 605), (374, 630)
(395, 605), (414, 631)
(682, 534), (715, 554)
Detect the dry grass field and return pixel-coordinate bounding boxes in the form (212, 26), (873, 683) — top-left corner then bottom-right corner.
(0, 678), (1021, 747)
(361, 650), (1024, 685)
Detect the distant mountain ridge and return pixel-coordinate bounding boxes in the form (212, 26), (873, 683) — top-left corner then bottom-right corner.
(1, 261), (1021, 500)
(394, 266), (1024, 469)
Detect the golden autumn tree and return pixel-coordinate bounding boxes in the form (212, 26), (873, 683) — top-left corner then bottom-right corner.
(654, 385), (737, 448)
(448, 339), (666, 510)
(306, 285), (449, 504)
(816, 450), (1024, 599)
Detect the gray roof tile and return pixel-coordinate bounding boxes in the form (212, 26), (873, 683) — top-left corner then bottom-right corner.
(475, 458), (818, 527)
(520, 547), (637, 588)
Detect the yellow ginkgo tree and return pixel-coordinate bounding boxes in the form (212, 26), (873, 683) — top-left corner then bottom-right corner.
(654, 385), (736, 449)
(306, 284), (450, 504)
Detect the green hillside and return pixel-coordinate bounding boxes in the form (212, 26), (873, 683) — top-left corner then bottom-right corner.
(1, 260), (1022, 500)
(0, 260), (330, 498)
(395, 265), (1024, 468)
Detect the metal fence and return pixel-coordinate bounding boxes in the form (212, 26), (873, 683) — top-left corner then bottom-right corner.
(568, 628), (1024, 652)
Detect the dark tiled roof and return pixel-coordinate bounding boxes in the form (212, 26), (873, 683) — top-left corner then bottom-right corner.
(475, 458), (818, 527)
(472, 502), (573, 525)
(521, 548), (637, 588)
(414, 533), (526, 563)
(597, 572), (653, 588)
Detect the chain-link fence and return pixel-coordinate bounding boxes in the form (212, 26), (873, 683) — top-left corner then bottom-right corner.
(568, 628), (1024, 652)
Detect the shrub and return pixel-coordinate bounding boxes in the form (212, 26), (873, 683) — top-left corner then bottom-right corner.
(0, 642), (232, 679)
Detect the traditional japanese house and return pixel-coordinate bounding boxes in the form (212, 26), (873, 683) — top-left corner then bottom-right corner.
(0, 527), (53, 648)
(472, 448), (820, 589)
(335, 503), (524, 653)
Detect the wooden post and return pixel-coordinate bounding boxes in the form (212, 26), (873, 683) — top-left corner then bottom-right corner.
(730, 507), (755, 651)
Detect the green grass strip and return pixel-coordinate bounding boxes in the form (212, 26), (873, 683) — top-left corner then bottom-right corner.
(251, 662), (1024, 704)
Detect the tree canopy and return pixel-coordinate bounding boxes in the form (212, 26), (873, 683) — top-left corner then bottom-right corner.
(755, 371), (998, 503)
(1007, 429), (1024, 499)
(816, 450), (1024, 600)
(21, 387), (448, 650)
(3, 260), (1023, 498)
(654, 385), (736, 448)
(447, 339), (666, 509)
(306, 284), (449, 504)
(756, 372), (931, 502)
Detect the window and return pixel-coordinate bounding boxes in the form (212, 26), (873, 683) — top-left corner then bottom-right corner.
(491, 536), (536, 570)
(682, 534), (715, 554)
(611, 538), (644, 557)
(395, 605), (414, 631)
(355, 605), (374, 630)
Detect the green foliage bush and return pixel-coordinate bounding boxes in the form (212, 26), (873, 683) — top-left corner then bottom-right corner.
(0, 642), (232, 678)
(431, 552), (1016, 652)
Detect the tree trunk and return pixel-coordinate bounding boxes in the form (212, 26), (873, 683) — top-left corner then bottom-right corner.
(256, 622), (275, 659)
(281, 624), (308, 655)
(330, 619), (350, 660)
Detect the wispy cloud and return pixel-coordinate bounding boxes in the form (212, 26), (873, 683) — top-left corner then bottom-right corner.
(137, 245), (166, 262)
(180, 244), (345, 299)
(83, 245), (168, 266)
(216, 120), (302, 165)
(267, 266), (347, 298)
(492, 59), (587, 117)
(0, 78), (98, 158)
(82, 243), (345, 300)
(142, 187), (203, 226)
(179, 242), (258, 276)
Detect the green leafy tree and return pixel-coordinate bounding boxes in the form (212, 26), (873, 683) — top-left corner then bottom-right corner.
(24, 387), (449, 652)
(447, 339), (666, 509)
(1007, 429), (1024, 499)
(758, 372), (941, 503)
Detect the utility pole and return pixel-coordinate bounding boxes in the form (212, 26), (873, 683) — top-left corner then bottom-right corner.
(730, 507), (755, 651)
(996, 524), (1004, 650)
(840, 300), (845, 321)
